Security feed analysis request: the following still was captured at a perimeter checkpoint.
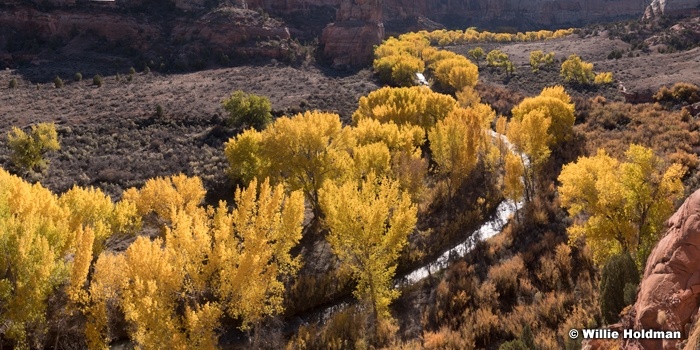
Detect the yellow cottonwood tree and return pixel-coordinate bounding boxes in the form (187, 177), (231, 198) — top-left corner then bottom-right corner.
(503, 152), (525, 204)
(60, 186), (141, 254)
(558, 145), (685, 267)
(352, 86), (457, 131)
(352, 119), (427, 200)
(7, 122), (60, 172)
(0, 171), (70, 349)
(86, 176), (305, 349)
(561, 54), (595, 85)
(433, 57), (478, 92)
(122, 173), (206, 221)
(0, 167), (143, 349)
(428, 106), (494, 193)
(506, 109), (551, 201)
(511, 85), (575, 146)
(319, 175), (417, 333)
(225, 111), (354, 215)
(213, 178), (304, 330)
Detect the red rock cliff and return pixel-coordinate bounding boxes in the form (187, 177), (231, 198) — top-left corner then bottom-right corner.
(612, 189), (700, 350)
(320, 0), (384, 67)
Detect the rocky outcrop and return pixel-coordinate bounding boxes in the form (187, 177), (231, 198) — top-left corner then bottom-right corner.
(172, 8), (291, 49)
(614, 189), (700, 350)
(645, 0), (700, 19)
(0, 3), (296, 68)
(0, 8), (160, 51)
(320, 0), (384, 67)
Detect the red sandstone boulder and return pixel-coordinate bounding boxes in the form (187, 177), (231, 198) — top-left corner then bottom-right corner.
(621, 189), (700, 349)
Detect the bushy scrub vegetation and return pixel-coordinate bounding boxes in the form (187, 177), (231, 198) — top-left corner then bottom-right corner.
(7, 122), (61, 173)
(529, 50), (555, 72)
(416, 221), (600, 350)
(594, 72), (614, 85)
(599, 252), (639, 324)
(221, 90), (273, 130)
(560, 54), (595, 85)
(653, 82), (700, 104)
(576, 98), (700, 173)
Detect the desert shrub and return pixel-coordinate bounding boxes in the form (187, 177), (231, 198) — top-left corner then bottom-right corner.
(472, 308), (499, 343)
(144, 66), (151, 74)
(156, 104), (165, 118)
(53, 76), (64, 88)
(423, 326), (474, 350)
(594, 72), (614, 84)
(499, 340), (529, 350)
(7, 122), (61, 172)
(468, 47), (485, 67)
(654, 82), (700, 104)
(432, 262), (478, 325)
(486, 49), (509, 67)
(537, 292), (569, 328)
(560, 54), (595, 85)
(580, 100), (700, 168)
(600, 251), (639, 324)
(520, 325), (536, 349)
(529, 50), (545, 72)
(222, 90), (272, 130)
(476, 84), (524, 117)
(93, 74), (103, 87)
(487, 255), (525, 303)
(8, 78), (17, 88)
(129, 67), (136, 75)
(74, 72), (82, 81)
(287, 306), (369, 350)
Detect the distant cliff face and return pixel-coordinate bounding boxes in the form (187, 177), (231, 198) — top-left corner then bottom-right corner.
(320, 0), (384, 67)
(245, 0), (649, 29)
(645, 0), (700, 18)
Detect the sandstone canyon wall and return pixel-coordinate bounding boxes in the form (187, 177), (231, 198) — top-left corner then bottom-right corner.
(8, 0), (653, 29)
(603, 188), (700, 350)
(320, 0), (384, 67)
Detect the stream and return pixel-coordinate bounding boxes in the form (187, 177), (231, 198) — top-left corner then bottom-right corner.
(297, 128), (527, 326)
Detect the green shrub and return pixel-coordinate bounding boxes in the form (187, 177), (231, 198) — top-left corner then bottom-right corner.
(7, 123), (61, 172)
(8, 78), (17, 89)
(54, 76), (64, 88)
(144, 66), (151, 74)
(156, 104), (164, 118)
(74, 72), (82, 82)
(600, 251), (639, 324)
(93, 74), (103, 87)
(222, 90), (272, 130)
(129, 67), (136, 75)
(499, 340), (529, 350)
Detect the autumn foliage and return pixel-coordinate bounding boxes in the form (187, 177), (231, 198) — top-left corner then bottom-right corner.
(558, 145), (684, 268)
